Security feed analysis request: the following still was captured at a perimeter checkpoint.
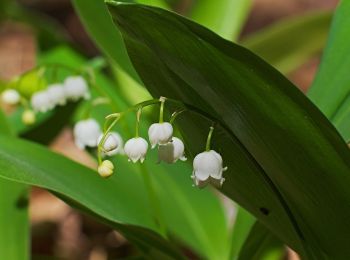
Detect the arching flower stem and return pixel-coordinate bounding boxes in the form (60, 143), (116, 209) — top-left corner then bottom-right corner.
(135, 108), (142, 137)
(206, 126), (215, 152)
(98, 113), (121, 165)
(159, 96), (166, 123)
(170, 109), (186, 124)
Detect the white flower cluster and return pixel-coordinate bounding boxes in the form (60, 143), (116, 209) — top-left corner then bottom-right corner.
(73, 98), (227, 188)
(31, 76), (90, 113)
(123, 122), (187, 164)
(73, 118), (124, 178)
(73, 118), (123, 153)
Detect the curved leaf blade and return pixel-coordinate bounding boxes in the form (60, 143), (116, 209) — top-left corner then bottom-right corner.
(72, 0), (141, 83)
(237, 221), (284, 260)
(308, 1), (350, 140)
(106, 2), (350, 258)
(190, 0), (252, 40)
(229, 208), (255, 259)
(0, 110), (29, 260)
(0, 135), (184, 259)
(242, 11), (332, 74)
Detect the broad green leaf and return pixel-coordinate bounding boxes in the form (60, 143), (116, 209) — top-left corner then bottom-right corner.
(0, 179), (29, 260)
(0, 109), (14, 135)
(242, 11), (332, 74)
(190, 0), (252, 40)
(112, 65), (152, 104)
(106, 2), (350, 259)
(27, 46), (231, 259)
(229, 208), (255, 259)
(138, 0), (170, 9)
(0, 110), (29, 260)
(237, 222), (284, 260)
(308, 1), (350, 140)
(72, 0), (141, 83)
(0, 135), (184, 259)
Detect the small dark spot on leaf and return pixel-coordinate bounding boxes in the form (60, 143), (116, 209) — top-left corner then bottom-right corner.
(16, 196), (29, 209)
(260, 207), (270, 216)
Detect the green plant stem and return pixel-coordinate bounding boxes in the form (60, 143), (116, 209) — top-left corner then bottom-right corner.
(135, 108), (142, 137)
(159, 98), (165, 123)
(205, 126), (214, 151)
(98, 115), (120, 164)
(170, 109), (186, 124)
(138, 164), (167, 238)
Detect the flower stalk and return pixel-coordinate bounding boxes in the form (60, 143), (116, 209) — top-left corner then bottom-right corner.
(135, 108), (142, 137)
(206, 126), (214, 151)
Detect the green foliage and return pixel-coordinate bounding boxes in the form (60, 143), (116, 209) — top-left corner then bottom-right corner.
(242, 11), (332, 74)
(8, 46), (230, 259)
(308, 1), (350, 141)
(237, 222), (284, 260)
(72, 0), (141, 83)
(190, 0), (252, 40)
(7, 70), (46, 98)
(0, 135), (184, 259)
(106, 2), (350, 259)
(0, 110), (29, 260)
(2, 0), (350, 258)
(229, 208), (256, 259)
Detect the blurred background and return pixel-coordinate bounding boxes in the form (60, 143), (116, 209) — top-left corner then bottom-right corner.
(0, 0), (339, 259)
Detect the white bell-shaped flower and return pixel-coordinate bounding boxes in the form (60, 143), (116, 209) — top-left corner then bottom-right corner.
(1, 89), (20, 105)
(124, 137), (148, 163)
(64, 76), (90, 101)
(148, 122), (173, 148)
(192, 150), (227, 187)
(97, 132), (124, 156)
(73, 118), (102, 149)
(47, 84), (66, 106)
(158, 137), (187, 164)
(31, 90), (54, 113)
(98, 160), (114, 178)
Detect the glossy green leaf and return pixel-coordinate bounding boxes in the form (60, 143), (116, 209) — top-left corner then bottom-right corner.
(106, 2), (350, 259)
(229, 208), (255, 259)
(308, 1), (350, 141)
(237, 222), (284, 260)
(72, 0), (141, 83)
(242, 11), (332, 74)
(22, 46), (230, 259)
(0, 135), (184, 259)
(0, 110), (29, 260)
(138, 0), (169, 9)
(190, 0), (252, 40)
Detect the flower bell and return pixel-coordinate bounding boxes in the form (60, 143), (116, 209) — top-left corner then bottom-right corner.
(1, 89), (20, 105)
(148, 122), (173, 148)
(191, 150), (227, 187)
(98, 160), (114, 178)
(73, 118), (102, 149)
(64, 76), (90, 101)
(98, 132), (124, 156)
(31, 90), (54, 113)
(47, 84), (66, 106)
(158, 137), (187, 164)
(124, 137), (148, 163)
